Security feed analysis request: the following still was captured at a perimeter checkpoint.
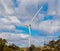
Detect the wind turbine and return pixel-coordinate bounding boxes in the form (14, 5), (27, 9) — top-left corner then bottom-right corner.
(26, 6), (43, 47)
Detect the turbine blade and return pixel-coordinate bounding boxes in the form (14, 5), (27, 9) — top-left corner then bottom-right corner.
(29, 6), (43, 24)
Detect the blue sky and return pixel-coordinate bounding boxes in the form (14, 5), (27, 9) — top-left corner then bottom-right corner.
(0, 0), (60, 47)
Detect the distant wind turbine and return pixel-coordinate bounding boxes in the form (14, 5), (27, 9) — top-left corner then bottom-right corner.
(26, 6), (43, 47)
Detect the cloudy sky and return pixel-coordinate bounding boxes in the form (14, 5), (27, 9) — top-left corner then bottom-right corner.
(0, 0), (60, 47)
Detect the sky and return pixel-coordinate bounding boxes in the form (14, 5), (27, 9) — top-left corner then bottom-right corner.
(0, 0), (60, 47)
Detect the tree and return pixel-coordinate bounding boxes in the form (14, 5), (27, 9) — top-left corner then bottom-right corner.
(26, 44), (36, 51)
(55, 39), (60, 51)
(8, 43), (20, 50)
(3, 46), (14, 51)
(55, 39), (60, 45)
(0, 38), (7, 51)
(48, 40), (56, 48)
(0, 38), (21, 51)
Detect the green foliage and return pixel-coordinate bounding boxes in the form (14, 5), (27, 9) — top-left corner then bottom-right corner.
(48, 40), (56, 48)
(0, 38), (20, 51)
(26, 44), (36, 51)
(3, 47), (14, 51)
(8, 43), (20, 50)
(34, 47), (41, 51)
(0, 38), (7, 51)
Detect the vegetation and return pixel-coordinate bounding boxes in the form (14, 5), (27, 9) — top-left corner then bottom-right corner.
(0, 36), (60, 51)
(0, 38), (20, 51)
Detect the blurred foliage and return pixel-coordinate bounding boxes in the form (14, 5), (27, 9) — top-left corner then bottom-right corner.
(0, 38), (20, 51)
(0, 36), (60, 51)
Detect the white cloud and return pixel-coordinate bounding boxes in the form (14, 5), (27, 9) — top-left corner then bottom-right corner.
(0, 0), (14, 15)
(47, 0), (56, 15)
(0, 32), (29, 47)
(8, 16), (21, 24)
(0, 0), (60, 32)
(39, 20), (60, 33)
(0, 0), (60, 47)
(0, 32), (58, 47)
(0, 17), (10, 24)
(0, 32), (45, 47)
(0, 24), (15, 31)
(0, 16), (21, 24)
(0, 15), (22, 32)
(47, 0), (60, 16)
(0, 0), (60, 16)
(0, 0), (60, 33)
(0, 32), (29, 41)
